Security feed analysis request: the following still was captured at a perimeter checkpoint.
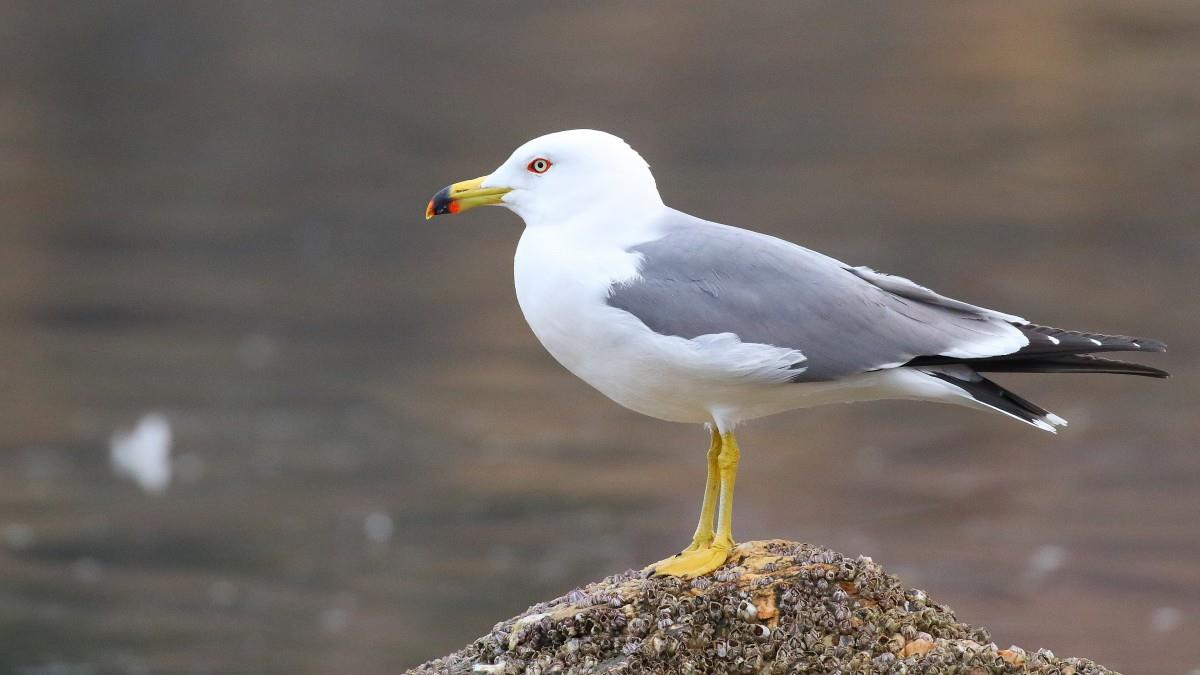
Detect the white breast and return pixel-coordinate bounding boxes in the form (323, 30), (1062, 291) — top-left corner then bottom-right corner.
(515, 222), (724, 420)
(513, 224), (643, 378)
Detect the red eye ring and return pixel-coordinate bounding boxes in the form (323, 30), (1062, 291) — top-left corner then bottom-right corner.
(527, 157), (552, 174)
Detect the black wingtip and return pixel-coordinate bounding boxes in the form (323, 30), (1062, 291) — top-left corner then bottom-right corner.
(1141, 339), (1168, 353)
(986, 354), (1168, 378)
(1139, 362), (1171, 378)
(1010, 324), (1168, 357)
(1129, 364), (1171, 378)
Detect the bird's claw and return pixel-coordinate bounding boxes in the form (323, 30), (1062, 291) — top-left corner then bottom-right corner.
(645, 541), (733, 578)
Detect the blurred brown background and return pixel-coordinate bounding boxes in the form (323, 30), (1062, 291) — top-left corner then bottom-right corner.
(1, 2), (1198, 674)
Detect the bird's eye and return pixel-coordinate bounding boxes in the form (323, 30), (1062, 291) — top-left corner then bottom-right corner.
(527, 158), (552, 174)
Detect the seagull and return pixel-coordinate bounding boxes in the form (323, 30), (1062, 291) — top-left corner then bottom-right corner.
(425, 129), (1168, 578)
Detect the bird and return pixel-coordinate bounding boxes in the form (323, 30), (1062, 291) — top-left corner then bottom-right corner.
(425, 129), (1168, 578)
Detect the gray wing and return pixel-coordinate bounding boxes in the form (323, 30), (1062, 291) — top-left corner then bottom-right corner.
(607, 210), (1028, 382)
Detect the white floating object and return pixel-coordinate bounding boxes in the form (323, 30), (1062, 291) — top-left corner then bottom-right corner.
(364, 511), (395, 543)
(2, 523), (34, 550)
(1151, 606), (1182, 633)
(237, 333), (278, 369)
(320, 607), (350, 634)
(110, 413), (173, 494)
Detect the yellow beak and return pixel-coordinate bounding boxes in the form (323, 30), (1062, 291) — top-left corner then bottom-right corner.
(425, 176), (512, 220)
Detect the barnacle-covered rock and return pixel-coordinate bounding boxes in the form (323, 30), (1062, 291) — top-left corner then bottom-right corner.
(406, 540), (1119, 675)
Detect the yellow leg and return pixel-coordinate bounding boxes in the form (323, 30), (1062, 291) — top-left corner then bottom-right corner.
(713, 431), (740, 550)
(648, 430), (740, 578)
(682, 428), (721, 552)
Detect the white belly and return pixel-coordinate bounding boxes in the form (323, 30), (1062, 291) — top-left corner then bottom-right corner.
(512, 227), (915, 427)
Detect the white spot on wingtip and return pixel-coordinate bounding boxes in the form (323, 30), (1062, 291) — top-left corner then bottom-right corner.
(1088, 338), (1103, 346)
(1031, 418), (1056, 433)
(1030, 412), (1068, 433)
(1046, 335), (1060, 345)
(1045, 413), (1069, 427)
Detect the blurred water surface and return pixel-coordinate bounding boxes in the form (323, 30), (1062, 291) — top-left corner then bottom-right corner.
(1, 2), (1198, 673)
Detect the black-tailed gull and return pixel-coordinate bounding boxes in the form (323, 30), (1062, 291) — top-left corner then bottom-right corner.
(426, 129), (1168, 578)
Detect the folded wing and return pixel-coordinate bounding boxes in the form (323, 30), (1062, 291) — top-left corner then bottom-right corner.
(608, 211), (1166, 384)
(608, 212), (1030, 382)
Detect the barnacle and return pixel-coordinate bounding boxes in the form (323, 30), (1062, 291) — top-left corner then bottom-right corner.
(714, 569), (740, 583)
(751, 575), (773, 589)
(736, 599), (758, 622)
(704, 637), (724, 659)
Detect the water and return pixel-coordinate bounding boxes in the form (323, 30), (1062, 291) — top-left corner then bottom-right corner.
(1, 3), (1198, 673)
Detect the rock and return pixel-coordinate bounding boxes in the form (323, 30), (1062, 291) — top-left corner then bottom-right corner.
(406, 539), (1118, 674)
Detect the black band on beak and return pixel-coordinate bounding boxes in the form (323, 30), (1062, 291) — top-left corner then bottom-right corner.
(425, 185), (456, 219)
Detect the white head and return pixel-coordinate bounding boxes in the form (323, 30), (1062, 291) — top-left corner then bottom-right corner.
(426, 130), (663, 227)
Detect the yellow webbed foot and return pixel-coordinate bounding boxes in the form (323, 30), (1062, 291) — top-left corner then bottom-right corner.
(646, 542), (732, 579)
